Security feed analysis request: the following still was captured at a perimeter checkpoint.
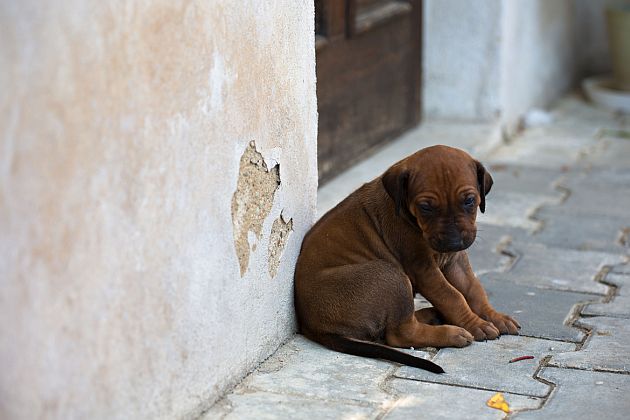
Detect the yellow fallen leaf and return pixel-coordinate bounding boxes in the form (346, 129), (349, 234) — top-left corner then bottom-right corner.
(486, 392), (510, 413)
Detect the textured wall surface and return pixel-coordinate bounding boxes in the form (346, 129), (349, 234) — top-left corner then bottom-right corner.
(0, 1), (317, 418)
(423, 0), (579, 134)
(500, 0), (577, 135)
(423, 0), (502, 120)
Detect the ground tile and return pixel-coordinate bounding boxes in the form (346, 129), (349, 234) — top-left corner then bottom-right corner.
(551, 95), (626, 129)
(481, 275), (598, 342)
(514, 368), (630, 420)
(553, 171), (630, 220)
(395, 336), (575, 397)
(383, 379), (541, 420)
(477, 191), (557, 231)
(580, 134), (630, 169)
(550, 316), (630, 373)
(467, 242), (512, 276)
(533, 208), (628, 254)
(612, 264), (630, 274)
(583, 272), (630, 318)
(486, 164), (565, 197)
(203, 391), (378, 420)
(496, 242), (619, 294)
(488, 126), (595, 169)
(467, 223), (518, 275)
(240, 335), (431, 404)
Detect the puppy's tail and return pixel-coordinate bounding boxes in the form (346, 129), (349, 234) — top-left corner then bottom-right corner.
(314, 333), (444, 374)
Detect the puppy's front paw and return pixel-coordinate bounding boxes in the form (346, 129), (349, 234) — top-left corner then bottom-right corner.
(441, 325), (474, 348)
(481, 310), (521, 335)
(464, 319), (500, 341)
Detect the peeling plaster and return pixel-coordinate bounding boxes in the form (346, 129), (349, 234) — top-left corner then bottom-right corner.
(268, 213), (293, 278)
(231, 141), (280, 276)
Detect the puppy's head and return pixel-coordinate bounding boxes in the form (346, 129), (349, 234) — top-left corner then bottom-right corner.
(382, 145), (493, 253)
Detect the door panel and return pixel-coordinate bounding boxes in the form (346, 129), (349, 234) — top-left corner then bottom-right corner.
(316, 0), (422, 183)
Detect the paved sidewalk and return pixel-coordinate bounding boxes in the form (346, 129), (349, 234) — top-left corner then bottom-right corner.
(205, 96), (630, 419)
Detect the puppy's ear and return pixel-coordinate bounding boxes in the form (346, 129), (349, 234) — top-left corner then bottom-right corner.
(475, 161), (493, 213)
(382, 165), (409, 216)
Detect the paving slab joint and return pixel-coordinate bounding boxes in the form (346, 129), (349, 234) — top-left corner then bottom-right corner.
(507, 266), (621, 419)
(496, 239), (520, 272)
(550, 178), (571, 205)
(616, 227), (630, 250)
(372, 366), (402, 419)
(375, 371), (406, 420)
(195, 334), (301, 419)
(562, 266), (617, 352)
(579, 266), (617, 321)
(506, 355), (555, 419)
(527, 175), (570, 238)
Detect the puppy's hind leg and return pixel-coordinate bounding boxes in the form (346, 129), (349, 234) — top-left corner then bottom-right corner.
(387, 315), (474, 349)
(373, 269), (473, 349)
(414, 307), (444, 325)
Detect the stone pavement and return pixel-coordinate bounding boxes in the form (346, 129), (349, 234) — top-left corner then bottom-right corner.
(204, 95), (630, 419)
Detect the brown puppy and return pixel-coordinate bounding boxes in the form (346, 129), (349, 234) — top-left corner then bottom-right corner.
(294, 145), (520, 373)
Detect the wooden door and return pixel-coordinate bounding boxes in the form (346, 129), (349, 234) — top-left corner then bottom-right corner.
(315, 0), (423, 183)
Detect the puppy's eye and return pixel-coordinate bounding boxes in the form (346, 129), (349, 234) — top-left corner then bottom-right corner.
(464, 196), (476, 207)
(418, 202), (433, 213)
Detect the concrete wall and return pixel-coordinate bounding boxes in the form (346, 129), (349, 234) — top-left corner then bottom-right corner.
(0, 1), (317, 419)
(423, 0), (502, 120)
(500, 0), (577, 135)
(423, 0), (578, 134)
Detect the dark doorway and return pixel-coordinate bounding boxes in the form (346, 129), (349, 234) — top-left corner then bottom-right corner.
(315, 0), (423, 183)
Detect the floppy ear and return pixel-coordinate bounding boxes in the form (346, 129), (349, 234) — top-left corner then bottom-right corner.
(475, 161), (493, 213)
(382, 164), (409, 216)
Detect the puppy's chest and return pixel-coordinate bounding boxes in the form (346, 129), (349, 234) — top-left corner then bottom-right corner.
(433, 252), (457, 270)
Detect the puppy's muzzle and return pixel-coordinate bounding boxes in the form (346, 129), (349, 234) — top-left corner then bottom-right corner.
(430, 226), (476, 253)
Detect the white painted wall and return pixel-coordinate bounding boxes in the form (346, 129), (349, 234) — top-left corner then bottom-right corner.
(423, 0), (582, 134)
(0, 1), (317, 418)
(423, 0), (502, 120)
(500, 0), (577, 135)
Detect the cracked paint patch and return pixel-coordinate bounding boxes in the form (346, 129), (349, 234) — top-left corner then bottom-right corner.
(231, 141), (280, 276)
(268, 214), (293, 278)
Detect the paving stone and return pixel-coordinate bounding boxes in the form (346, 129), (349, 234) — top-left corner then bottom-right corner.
(240, 335), (432, 404)
(477, 192), (553, 231)
(467, 223), (518, 275)
(494, 242), (619, 294)
(488, 126), (596, 169)
(514, 368), (630, 420)
(203, 391), (377, 420)
(551, 95), (626, 129)
(475, 222), (533, 245)
(612, 264), (630, 274)
(384, 379), (542, 420)
(553, 170), (630, 220)
(395, 336), (575, 397)
(533, 208), (628, 254)
(583, 273), (630, 318)
(481, 275), (598, 342)
(564, 166), (630, 189)
(467, 242), (512, 276)
(486, 164), (565, 197)
(531, 167), (630, 254)
(580, 134), (630, 169)
(550, 316), (630, 373)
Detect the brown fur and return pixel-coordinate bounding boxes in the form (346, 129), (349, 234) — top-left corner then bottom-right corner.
(294, 146), (520, 371)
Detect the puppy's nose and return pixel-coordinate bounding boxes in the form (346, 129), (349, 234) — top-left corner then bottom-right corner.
(446, 236), (465, 250)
